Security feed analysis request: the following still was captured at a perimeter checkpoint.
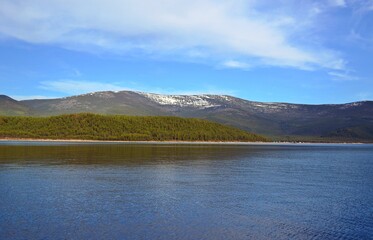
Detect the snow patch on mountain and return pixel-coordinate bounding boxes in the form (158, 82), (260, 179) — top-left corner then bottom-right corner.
(339, 102), (364, 109)
(77, 91), (116, 99)
(247, 102), (299, 113)
(138, 92), (222, 108)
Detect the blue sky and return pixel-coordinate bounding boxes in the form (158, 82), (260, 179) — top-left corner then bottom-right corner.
(0, 0), (373, 104)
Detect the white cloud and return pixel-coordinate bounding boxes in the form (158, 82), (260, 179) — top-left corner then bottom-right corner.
(0, 0), (345, 70)
(39, 80), (127, 95)
(221, 60), (250, 70)
(329, 0), (347, 7)
(38, 80), (236, 97)
(11, 95), (58, 100)
(328, 71), (360, 81)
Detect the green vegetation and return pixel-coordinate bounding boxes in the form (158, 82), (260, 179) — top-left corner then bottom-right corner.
(0, 113), (268, 142)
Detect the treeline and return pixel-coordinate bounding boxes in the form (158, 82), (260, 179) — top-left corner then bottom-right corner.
(0, 113), (268, 142)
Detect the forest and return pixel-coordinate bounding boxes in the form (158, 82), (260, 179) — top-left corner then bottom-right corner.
(0, 113), (268, 142)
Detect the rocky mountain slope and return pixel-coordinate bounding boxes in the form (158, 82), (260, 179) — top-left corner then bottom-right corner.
(1, 91), (372, 141)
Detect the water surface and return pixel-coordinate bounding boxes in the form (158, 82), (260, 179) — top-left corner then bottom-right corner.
(1, 142), (372, 239)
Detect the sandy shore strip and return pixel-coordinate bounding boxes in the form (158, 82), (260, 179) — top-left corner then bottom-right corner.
(0, 138), (281, 145)
(0, 138), (368, 145)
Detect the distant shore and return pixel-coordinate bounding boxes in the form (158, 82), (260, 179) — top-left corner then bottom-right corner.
(0, 138), (277, 145)
(0, 138), (368, 145)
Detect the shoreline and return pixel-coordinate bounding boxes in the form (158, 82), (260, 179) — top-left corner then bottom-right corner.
(0, 138), (369, 145)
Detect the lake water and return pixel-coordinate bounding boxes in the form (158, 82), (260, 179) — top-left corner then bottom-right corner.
(0, 142), (372, 239)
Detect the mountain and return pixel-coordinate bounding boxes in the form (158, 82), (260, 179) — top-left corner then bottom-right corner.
(1, 91), (373, 142)
(0, 95), (31, 116)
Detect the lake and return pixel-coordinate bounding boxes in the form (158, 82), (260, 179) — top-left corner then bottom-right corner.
(0, 142), (372, 239)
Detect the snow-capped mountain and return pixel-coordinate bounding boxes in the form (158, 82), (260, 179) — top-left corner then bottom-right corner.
(1, 91), (373, 141)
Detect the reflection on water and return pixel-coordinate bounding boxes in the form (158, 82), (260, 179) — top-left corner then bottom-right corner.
(0, 142), (372, 239)
(0, 143), (262, 165)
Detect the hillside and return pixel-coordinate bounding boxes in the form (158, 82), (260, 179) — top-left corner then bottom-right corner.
(1, 91), (373, 142)
(0, 95), (30, 116)
(0, 113), (268, 142)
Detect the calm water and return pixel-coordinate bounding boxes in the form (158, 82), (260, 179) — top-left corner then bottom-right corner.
(0, 142), (372, 240)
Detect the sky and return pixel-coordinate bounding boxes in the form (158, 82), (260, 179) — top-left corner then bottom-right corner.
(0, 0), (373, 104)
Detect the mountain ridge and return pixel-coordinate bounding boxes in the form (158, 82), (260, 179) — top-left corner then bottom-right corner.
(1, 91), (373, 142)
(0, 95), (31, 116)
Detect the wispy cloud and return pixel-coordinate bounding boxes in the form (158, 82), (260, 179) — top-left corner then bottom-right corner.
(221, 60), (250, 70)
(346, 1), (373, 49)
(329, 0), (347, 7)
(0, 0), (346, 70)
(328, 71), (360, 81)
(11, 95), (59, 100)
(146, 86), (237, 96)
(39, 80), (127, 95)
(356, 92), (372, 101)
(38, 79), (235, 96)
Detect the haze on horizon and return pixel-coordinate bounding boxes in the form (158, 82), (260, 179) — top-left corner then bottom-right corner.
(1, 0), (373, 104)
